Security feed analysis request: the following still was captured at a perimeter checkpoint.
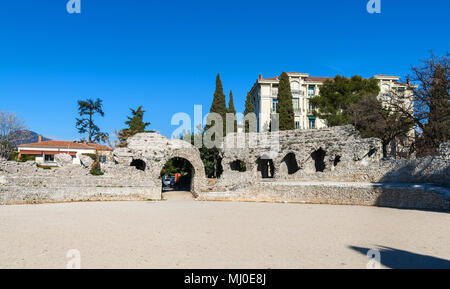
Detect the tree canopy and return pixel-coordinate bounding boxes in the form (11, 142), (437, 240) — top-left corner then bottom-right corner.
(310, 75), (380, 126)
(75, 98), (108, 143)
(117, 106), (151, 147)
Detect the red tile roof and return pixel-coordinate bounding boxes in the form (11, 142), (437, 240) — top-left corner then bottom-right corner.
(18, 140), (113, 151)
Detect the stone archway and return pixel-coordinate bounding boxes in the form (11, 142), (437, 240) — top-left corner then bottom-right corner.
(113, 133), (206, 199)
(154, 149), (206, 197)
(280, 152), (300, 175)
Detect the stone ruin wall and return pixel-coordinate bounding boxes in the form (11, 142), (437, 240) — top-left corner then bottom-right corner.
(213, 126), (449, 191)
(0, 127), (449, 210)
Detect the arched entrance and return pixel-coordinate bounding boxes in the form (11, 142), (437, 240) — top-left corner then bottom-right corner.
(257, 157), (275, 179)
(281, 152), (300, 175)
(160, 157), (196, 200)
(311, 148), (327, 172)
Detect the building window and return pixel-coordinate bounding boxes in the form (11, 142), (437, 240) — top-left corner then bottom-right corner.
(293, 98), (300, 110)
(308, 85), (315, 97)
(44, 154), (55, 163)
(308, 118), (316, 129)
(295, 121), (300, 130)
(272, 99), (278, 113)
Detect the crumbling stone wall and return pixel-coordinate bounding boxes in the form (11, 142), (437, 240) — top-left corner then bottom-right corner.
(1, 127), (448, 210)
(217, 126), (449, 185)
(113, 132), (206, 196)
(220, 126), (382, 182)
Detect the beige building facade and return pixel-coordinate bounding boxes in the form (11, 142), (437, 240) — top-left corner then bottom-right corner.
(249, 72), (416, 157)
(250, 72), (414, 130)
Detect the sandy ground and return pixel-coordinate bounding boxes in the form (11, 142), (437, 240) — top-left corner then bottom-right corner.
(0, 197), (449, 269)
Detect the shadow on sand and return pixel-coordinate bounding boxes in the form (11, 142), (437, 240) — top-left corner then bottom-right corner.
(350, 245), (450, 269)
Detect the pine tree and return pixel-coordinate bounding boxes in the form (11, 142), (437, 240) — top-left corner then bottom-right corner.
(244, 92), (255, 133)
(227, 90), (237, 133)
(277, 72), (295, 131)
(309, 75), (380, 126)
(75, 98), (108, 143)
(117, 106), (151, 147)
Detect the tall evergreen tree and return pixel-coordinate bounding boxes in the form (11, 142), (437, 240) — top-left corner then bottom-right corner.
(207, 73), (228, 137)
(75, 98), (108, 143)
(202, 73), (228, 178)
(277, 72), (295, 131)
(244, 92), (255, 133)
(117, 106), (151, 147)
(227, 90), (237, 133)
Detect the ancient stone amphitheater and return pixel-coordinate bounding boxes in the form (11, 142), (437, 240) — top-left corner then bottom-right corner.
(1, 126), (449, 211)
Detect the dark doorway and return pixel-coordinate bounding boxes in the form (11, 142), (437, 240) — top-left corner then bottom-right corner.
(257, 158), (275, 178)
(282, 153), (300, 175)
(311, 148), (326, 172)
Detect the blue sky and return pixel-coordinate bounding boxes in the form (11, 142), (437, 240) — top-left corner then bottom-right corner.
(0, 0), (448, 141)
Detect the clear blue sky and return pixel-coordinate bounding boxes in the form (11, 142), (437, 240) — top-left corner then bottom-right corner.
(0, 0), (448, 141)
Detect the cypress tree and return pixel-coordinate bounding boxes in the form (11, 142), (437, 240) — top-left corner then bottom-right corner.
(277, 72), (295, 131)
(227, 90), (237, 133)
(244, 92), (255, 133)
(208, 73), (228, 137)
(202, 73), (228, 178)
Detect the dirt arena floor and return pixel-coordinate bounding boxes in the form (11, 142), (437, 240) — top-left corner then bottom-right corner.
(1, 198), (449, 269)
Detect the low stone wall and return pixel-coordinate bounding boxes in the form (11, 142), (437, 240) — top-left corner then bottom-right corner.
(0, 174), (160, 205)
(0, 186), (158, 205)
(198, 182), (450, 211)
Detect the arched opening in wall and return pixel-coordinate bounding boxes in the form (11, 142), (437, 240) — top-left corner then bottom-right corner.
(333, 155), (341, 167)
(311, 148), (326, 172)
(130, 159), (146, 171)
(282, 153), (299, 175)
(160, 157), (195, 200)
(257, 158), (275, 178)
(230, 160), (247, 172)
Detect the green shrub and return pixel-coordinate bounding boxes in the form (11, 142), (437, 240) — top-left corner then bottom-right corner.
(8, 152), (19, 161)
(7, 152), (35, 162)
(19, 155), (35, 162)
(90, 155), (104, 176)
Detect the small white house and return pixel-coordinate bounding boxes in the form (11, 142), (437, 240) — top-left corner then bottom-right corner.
(17, 136), (113, 165)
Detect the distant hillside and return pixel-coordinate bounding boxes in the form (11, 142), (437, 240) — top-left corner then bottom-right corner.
(8, 130), (51, 146)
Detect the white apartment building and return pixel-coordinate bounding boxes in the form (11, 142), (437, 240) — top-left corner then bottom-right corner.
(249, 72), (415, 133)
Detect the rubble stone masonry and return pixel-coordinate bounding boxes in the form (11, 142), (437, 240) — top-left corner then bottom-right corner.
(1, 126), (449, 210)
